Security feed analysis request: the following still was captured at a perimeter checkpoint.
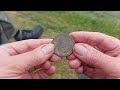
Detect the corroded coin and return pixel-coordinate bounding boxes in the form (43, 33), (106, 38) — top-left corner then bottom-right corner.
(53, 33), (75, 57)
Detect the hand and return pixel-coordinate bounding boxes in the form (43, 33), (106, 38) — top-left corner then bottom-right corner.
(67, 32), (120, 79)
(0, 39), (61, 79)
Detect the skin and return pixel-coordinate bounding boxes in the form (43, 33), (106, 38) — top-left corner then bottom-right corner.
(0, 39), (61, 79)
(1, 31), (120, 79)
(67, 31), (120, 79)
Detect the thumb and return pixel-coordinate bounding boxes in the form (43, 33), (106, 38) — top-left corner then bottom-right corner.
(73, 43), (117, 70)
(11, 44), (54, 72)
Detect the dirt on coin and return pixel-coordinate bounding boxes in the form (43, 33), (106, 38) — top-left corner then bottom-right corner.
(53, 33), (75, 57)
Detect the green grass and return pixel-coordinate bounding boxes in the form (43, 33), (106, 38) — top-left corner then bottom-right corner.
(5, 11), (120, 79)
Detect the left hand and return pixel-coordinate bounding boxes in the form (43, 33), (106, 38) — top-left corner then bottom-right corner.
(0, 39), (61, 79)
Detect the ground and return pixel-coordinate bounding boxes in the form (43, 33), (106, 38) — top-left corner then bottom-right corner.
(5, 11), (120, 79)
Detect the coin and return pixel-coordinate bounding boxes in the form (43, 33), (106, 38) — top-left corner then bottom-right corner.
(53, 33), (75, 57)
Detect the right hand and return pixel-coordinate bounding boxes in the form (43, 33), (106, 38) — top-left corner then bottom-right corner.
(67, 32), (120, 79)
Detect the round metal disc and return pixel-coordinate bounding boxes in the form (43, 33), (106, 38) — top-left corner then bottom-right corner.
(53, 33), (75, 57)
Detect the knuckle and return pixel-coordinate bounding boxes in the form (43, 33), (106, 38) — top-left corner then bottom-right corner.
(86, 48), (103, 66)
(32, 50), (45, 65)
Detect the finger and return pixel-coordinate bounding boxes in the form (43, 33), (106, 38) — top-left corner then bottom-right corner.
(50, 54), (62, 62)
(83, 66), (106, 79)
(23, 61), (52, 73)
(75, 66), (83, 74)
(69, 59), (81, 69)
(31, 70), (49, 79)
(2, 39), (52, 55)
(73, 43), (118, 72)
(45, 66), (56, 76)
(70, 32), (120, 52)
(29, 62), (54, 79)
(41, 61), (52, 70)
(66, 54), (76, 60)
(31, 65), (56, 79)
(11, 44), (54, 72)
(83, 67), (95, 78)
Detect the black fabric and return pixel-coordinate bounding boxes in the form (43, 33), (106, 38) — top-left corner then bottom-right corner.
(14, 26), (44, 41)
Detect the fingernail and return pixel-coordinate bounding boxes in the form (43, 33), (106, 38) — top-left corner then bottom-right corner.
(41, 44), (54, 54)
(74, 44), (87, 56)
